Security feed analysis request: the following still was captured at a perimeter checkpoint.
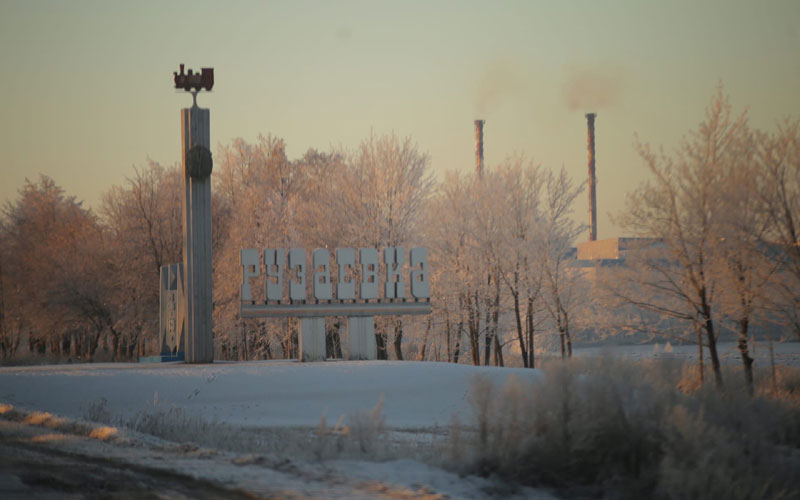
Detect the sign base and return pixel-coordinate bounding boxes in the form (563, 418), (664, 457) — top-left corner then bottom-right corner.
(139, 353), (186, 363)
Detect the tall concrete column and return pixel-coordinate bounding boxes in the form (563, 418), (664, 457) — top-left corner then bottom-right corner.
(182, 104), (214, 363)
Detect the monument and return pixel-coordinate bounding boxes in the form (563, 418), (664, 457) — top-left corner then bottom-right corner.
(240, 246), (431, 361)
(153, 64), (215, 363)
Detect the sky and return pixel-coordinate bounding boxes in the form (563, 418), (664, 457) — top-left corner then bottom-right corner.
(1, 0), (798, 239)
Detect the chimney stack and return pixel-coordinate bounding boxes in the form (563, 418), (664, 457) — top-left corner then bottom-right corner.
(474, 119), (485, 177)
(586, 113), (597, 241)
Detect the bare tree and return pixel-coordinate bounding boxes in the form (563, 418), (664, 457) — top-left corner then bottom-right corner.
(538, 167), (585, 359)
(101, 162), (185, 359)
(488, 158), (546, 368)
(213, 135), (297, 360)
(333, 132), (434, 360)
(426, 170), (482, 365)
(758, 119), (800, 340)
(614, 89), (751, 389)
(714, 126), (778, 395)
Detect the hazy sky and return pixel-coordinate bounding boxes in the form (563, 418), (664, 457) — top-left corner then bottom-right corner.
(1, 0), (798, 238)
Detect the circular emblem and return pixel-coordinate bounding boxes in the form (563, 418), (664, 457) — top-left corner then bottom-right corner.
(188, 145), (213, 179)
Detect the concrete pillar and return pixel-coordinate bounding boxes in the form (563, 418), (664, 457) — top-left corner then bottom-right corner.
(299, 317), (326, 361)
(181, 104), (214, 363)
(348, 316), (377, 360)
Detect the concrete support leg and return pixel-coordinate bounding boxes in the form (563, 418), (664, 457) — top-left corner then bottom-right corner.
(348, 316), (377, 360)
(299, 317), (326, 362)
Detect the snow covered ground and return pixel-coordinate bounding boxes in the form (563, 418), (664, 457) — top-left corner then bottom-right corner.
(1, 344), (797, 498)
(0, 361), (541, 429)
(0, 361), (554, 499)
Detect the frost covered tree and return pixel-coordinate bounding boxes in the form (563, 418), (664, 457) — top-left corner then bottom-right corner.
(758, 120), (800, 340)
(332, 132), (434, 360)
(538, 167), (585, 359)
(427, 172), (488, 365)
(213, 135), (299, 360)
(427, 157), (584, 367)
(613, 89), (755, 389)
(486, 159), (546, 368)
(101, 162), (184, 358)
(713, 124), (778, 395)
(2, 176), (113, 360)
(426, 171), (474, 364)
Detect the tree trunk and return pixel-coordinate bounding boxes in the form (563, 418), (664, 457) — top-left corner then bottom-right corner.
(737, 316), (754, 396)
(467, 293), (480, 366)
(696, 325), (704, 387)
(493, 333), (503, 366)
(453, 319), (462, 364)
(445, 314), (452, 362)
(491, 272), (501, 366)
(483, 298), (492, 366)
(769, 338), (777, 395)
(513, 291), (528, 367)
(242, 326), (249, 360)
(376, 330), (388, 360)
(393, 319), (404, 361)
(419, 316), (432, 361)
(701, 298), (723, 389)
(375, 319), (388, 360)
(87, 329), (102, 361)
(564, 312), (572, 358)
(527, 297), (535, 369)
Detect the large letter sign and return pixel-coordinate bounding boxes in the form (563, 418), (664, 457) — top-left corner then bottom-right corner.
(265, 248), (284, 301)
(288, 248), (306, 301)
(313, 248), (333, 300)
(239, 246), (431, 361)
(336, 248), (356, 300)
(360, 248), (379, 300)
(384, 247), (405, 299)
(410, 247), (430, 299)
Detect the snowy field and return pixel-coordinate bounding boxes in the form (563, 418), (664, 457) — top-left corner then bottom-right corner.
(0, 361), (541, 430)
(1, 344), (798, 498)
(0, 361), (553, 499)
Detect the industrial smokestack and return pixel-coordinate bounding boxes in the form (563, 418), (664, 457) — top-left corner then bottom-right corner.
(474, 119), (485, 177)
(586, 113), (597, 241)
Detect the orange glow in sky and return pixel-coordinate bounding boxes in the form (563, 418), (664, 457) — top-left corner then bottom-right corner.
(1, 0), (798, 237)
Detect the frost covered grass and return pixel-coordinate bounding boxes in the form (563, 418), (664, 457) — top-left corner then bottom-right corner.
(449, 357), (800, 500)
(83, 393), (412, 462)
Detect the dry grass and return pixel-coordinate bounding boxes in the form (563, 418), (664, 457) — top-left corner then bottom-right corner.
(448, 357), (800, 500)
(82, 393), (393, 462)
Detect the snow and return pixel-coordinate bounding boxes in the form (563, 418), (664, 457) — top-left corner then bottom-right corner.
(0, 360), (541, 429)
(0, 361), (553, 499)
(326, 459), (553, 499)
(4, 347), (796, 498)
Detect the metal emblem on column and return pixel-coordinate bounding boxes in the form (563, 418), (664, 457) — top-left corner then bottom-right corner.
(175, 64), (215, 363)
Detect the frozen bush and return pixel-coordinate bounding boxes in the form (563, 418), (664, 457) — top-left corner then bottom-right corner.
(450, 357), (800, 499)
(346, 394), (386, 455)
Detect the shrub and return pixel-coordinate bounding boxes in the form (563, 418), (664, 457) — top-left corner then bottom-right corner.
(450, 357), (800, 499)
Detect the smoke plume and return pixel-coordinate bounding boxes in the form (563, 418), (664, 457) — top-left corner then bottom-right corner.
(475, 58), (526, 115)
(562, 66), (623, 111)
